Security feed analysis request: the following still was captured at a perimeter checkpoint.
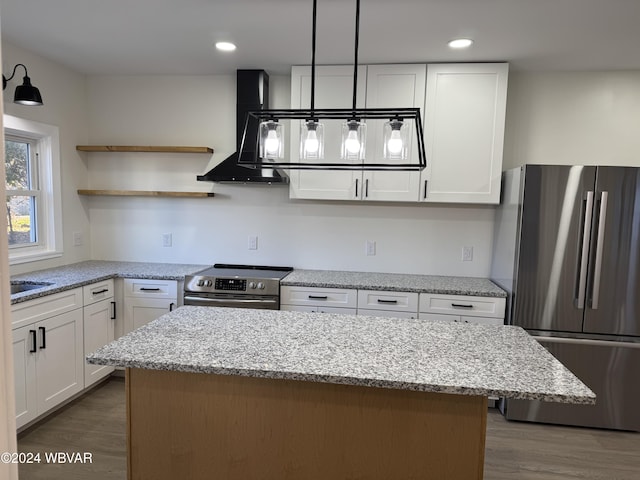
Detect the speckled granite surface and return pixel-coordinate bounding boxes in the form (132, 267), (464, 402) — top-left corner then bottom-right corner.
(88, 306), (595, 404)
(281, 269), (507, 297)
(10, 260), (208, 305)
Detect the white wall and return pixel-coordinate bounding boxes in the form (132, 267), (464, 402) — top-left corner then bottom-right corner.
(2, 42), (91, 275)
(84, 74), (495, 276)
(504, 71), (640, 169)
(8, 49), (640, 277)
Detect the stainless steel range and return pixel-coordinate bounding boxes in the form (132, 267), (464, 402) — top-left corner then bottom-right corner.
(183, 264), (293, 310)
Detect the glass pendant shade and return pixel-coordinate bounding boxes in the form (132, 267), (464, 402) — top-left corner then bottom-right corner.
(340, 120), (366, 161)
(259, 120), (285, 160)
(383, 119), (408, 160)
(300, 120), (324, 159)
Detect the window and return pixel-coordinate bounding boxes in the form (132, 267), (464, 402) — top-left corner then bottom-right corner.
(5, 135), (39, 247)
(3, 115), (63, 264)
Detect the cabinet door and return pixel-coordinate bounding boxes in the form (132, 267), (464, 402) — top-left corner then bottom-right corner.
(84, 298), (116, 387)
(281, 304), (317, 313)
(13, 326), (37, 429)
(460, 316), (504, 326)
(418, 313), (460, 323)
(422, 63), (508, 204)
(358, 309), (417, 319)
(289, 65), (366, 200)
(364, 64), (425, 201)
(125, 298), (175, 333)
(36, 309), (84, 415)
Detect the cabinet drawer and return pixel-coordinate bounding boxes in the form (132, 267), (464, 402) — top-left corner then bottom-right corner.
(123, 279), (177, 299)
(357, 290), (418, 313)
(280, 286), (357, 309)
(358, 309), (417, 319)
(83, 279), (114, 305)
(11, 288), (83, 329)
(419, 293), (505, 318)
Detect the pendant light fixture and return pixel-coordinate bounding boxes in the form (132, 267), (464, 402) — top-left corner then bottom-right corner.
(2, 63), (44, 106)
(241, 0), (426, 171)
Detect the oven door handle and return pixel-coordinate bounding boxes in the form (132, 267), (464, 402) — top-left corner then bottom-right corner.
(183, 295), (279, 308)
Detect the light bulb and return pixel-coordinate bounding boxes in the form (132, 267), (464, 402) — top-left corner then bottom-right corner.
(345, 129), (361, 155)
(264, 129), (280, 155)
(387, 129), (403, 155)
(304, 129), (319, 154)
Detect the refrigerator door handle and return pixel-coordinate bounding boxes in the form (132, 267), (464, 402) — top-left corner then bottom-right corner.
(576, 191), (594, 309)
(589, 191), (608, 310)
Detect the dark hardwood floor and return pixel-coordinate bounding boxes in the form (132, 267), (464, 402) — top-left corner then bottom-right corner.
(17, 377), (640, 479)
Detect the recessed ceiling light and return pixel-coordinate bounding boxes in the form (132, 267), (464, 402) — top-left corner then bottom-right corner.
(215, 41), (237, 52)
(448, 38), (474, 49)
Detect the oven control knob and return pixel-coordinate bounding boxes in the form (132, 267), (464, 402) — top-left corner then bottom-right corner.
(249, 282), (257, 289)
(205, 280), (213, 287)
(257, 282), (265, 290)
(197, 280), (204, 287)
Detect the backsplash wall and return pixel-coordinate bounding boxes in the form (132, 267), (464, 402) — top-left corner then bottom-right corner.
(84, 74), (495, 276)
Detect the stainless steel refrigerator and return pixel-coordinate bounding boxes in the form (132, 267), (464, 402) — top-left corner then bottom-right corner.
(491, 165), (640, 431)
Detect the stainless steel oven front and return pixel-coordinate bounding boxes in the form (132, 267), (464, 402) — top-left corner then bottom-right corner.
(183, 264), (292, 310)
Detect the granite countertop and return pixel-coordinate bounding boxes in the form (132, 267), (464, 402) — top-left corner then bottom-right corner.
(281, 269), (507, 297)
(88, 306), (595, 404)
(10, 260), (208, 305)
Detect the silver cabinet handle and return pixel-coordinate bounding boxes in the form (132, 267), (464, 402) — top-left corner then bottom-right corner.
(590, 191), (608, 310)
(576, 191), (594, 309)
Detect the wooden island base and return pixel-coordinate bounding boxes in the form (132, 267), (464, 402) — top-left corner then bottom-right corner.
(126, 368), (488, 480)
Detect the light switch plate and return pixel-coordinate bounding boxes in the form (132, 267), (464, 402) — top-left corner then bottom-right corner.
(248, 235), (258, 250)
(462, 246), (473, 261)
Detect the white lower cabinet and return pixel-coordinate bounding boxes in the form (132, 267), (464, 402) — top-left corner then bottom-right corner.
(280, 286), (357, 315)
(357, 309), (417, 319)
(419, 293), (506, 326)
(123, 279), (179, 334)
(83, 280), (115, 387)
(12, 305), (84, 429)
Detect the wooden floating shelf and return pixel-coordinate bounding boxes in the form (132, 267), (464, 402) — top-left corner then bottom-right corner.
(76, 145), (214, 154)
(78, 189), (215, 198)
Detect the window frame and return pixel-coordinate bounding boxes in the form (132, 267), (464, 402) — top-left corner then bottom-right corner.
(4, 114), (63, 264)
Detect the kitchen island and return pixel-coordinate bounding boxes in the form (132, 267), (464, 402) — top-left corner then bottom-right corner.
(88, 306), (595, 480)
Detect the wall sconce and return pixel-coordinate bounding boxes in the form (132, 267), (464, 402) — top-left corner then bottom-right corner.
(2, 63), (44, 106)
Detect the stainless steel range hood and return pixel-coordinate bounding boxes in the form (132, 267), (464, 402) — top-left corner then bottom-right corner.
(197, 70), (289, 184)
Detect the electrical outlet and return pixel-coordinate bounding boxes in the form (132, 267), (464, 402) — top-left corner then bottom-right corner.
(162, 233), (172, 247)
(366, 240), (376, 256)
(248, 235), (258, 250)
(73, 231), (83, 246)
(462, 246), (473, 262)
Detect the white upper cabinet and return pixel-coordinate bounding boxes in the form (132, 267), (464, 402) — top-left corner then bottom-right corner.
(363, 64), (425, 202)
(289, 65), (366, 200)
(421, 63), (508, 204)
(289, 62), (508, 204)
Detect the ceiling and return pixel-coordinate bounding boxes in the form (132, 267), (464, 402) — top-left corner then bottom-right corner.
(2, 0), (640, 76)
